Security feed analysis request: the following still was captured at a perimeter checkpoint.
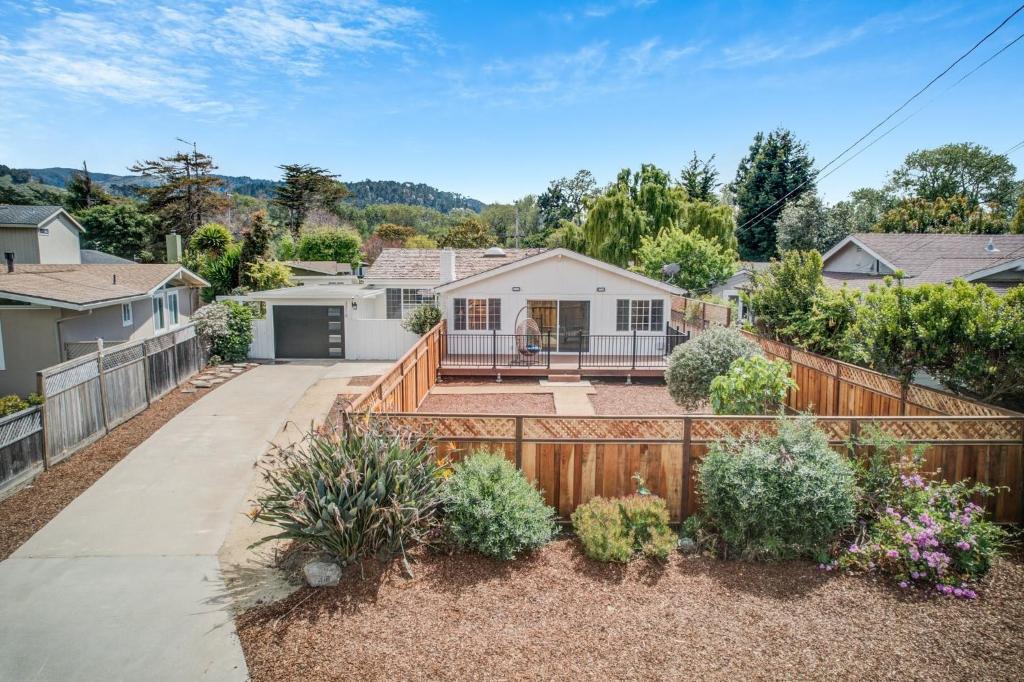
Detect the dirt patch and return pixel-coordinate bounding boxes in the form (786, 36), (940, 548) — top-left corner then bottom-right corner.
(589, 382), (708, 415)
(236, 539), (1024, 681)
(346, 375), (379, 387)
(0, 367), (251, 560)
(418, 392), (556, 414)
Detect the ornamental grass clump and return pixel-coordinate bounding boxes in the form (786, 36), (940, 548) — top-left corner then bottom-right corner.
(665, 326), (761, 409)
(572, 486), (677, 563)
(836, 428), (1006, 598)
(251, 420), (444, 572)
(443, 452), (557, 560)
(697, 416), (857, 561)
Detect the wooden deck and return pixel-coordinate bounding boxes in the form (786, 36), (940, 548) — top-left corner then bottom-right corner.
(440, 353), (668, 378)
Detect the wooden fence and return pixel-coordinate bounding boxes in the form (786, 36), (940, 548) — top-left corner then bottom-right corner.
(370, 413), (1024, 524)
(34, 324), (206, 470)
(0, 406), (44, 499)
(348, 320), (444, 413)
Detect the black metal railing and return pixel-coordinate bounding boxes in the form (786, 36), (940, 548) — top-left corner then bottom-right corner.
(441, 325), (689, 370)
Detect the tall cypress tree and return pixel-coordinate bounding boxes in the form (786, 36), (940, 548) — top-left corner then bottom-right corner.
(732, 129), (815, 260)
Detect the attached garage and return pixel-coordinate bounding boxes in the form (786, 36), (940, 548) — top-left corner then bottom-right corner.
(272, 305), (344, 359)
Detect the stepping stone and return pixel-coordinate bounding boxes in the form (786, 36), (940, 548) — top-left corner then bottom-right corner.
(303, 561), (342, 587)
(180, 388), (197, 394)
(209, 378), (225, 384)
(191, 380), (212, 388)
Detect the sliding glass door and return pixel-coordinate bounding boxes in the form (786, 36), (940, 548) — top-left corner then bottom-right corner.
(557, 301), (590, 352)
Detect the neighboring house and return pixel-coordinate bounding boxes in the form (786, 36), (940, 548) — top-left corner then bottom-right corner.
(0, 204), (208, 395)
(710, 261), (769, 320)
(282, 260), (357, 286)
(236, 246), (684, 362)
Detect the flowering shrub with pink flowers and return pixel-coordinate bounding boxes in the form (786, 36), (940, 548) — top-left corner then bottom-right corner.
(837, 429), (1006, 598)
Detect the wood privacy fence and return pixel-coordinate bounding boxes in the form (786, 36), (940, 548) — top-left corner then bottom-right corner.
(0, 406), (44, 498)
(371, 413), (1024, 524)
(670, 295), (1017, 419)
(31, 324), (205, 473)
(348, 320), (444, 413)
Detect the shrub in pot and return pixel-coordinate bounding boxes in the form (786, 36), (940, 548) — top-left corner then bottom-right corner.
(709, 355), (796, 415)
(252, 420), (444, 570)
(665, 326), (761, 408)
(572, 492), (677, 563)
(697, 416), (857, 560)
(443, 451), (557, 560)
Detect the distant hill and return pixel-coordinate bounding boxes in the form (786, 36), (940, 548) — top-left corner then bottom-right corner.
(14, 166), (484, 212)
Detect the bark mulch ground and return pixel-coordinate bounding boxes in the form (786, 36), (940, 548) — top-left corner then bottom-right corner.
(0, 369), (250, 560)
(345, 375), (380, 387)
(236, 539), (1024, 681)
(588, 381), (709, 415)
(418, 392), (556, 414)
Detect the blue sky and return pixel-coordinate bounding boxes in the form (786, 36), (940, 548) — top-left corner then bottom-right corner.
(1, 1), (1022, 204)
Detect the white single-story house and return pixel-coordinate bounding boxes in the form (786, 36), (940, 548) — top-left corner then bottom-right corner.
(0, 204), (208, 394)
(240, 246), (686, 365)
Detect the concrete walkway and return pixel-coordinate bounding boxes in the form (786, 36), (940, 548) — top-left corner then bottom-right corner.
(0, 361), (384, 681)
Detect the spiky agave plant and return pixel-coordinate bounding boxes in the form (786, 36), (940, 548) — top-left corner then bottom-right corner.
(251, 419), (445, 573)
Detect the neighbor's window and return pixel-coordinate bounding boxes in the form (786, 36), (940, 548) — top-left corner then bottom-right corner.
(167, 291), (180, 327)
(616, 299), (664, 331)
(152, 295), (166, 331)
(453, 297), (500, 331)
(386, 288), (437, 319)
(121, 303), (133, 327)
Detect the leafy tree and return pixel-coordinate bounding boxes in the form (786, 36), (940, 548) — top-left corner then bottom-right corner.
(743, 250), (825, 343)
(544, 219), (587, 252)
(676, 199), (737, 252)
(0, 177), (67, 205)
(272, 164), (349, 235)
(375, 223), (416, 242)
(1012, 195), (1024, 234)
(238, 211), (279, 289)
(709, 355), (796, 415)
(75, 203), (157, 259)
(842, 187), (896, 233)
(732, 128), (816, 260)
(241, 260), (292, 291)
(583, 172), (648, 266)
(776, 194), (849, 253)
(888, 143), (1018, 212)
(129, 144), (229, 240)
(873, 195), (1009, 234)
(789, 285), (862, 359)
(665, 326), (762, 409)
(274, 232), (297, 260)
(296, 229), (362, 264)
(633, 229), (736, 294)
(537, 170), (597, 227)
(437, 217), (496, 248)
(64, 162), (114, 211)
(405, 234), (437, 248)
(679, 152), (720, 203)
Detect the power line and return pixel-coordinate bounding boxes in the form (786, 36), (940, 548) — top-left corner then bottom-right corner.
(735, 3), (1024, 234)
(1004, 138), (1024, 155)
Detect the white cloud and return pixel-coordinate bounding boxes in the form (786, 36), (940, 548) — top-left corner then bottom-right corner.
(0, 0), (429, 114)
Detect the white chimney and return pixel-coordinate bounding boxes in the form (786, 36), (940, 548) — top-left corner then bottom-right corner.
(440, 248), (456, 284)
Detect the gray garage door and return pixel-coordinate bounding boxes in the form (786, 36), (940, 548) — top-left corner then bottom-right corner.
(273, 306), (344, 359)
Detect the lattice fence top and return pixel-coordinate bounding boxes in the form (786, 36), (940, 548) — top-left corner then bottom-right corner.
(383, 414), (517, 440)
(174, 325), (196, 343)
(524, 417), (683, 441)
(44, 358), (99, 396)
(791, 348), (838, 375)
(905, 385), (1006, 417)
(0, 406), (42, 449)
(860, 418), (1023, 442)
(102, 342), (145, 371)
(144, 333), (175, 354)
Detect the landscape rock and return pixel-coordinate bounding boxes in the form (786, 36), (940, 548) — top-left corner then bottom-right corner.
(209, 378), (226, 384)
(191, 380), (212, 388)
(180, 388), (197, 394)
(303, 561), (342, 587)
(678, 537), (699, 555)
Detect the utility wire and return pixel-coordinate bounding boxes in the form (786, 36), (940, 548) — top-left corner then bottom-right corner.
(1004, 138), (1024, 155)
(735, 3), (1024, 234)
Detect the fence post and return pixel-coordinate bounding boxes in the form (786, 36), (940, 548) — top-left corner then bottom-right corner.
(96, 339), (110, 433)
(849, 419), (860, 459)
(546, 332), (551, 369)
(577, 331), (583, 370)
(491, 329), (497, 370)
(680, 417), (692, 522)
(514, 416), (523, 469)
(832, 363), (842, 416)
(142, 341), (153, 405)
(36, 371), (50, 471)
(631, 329), (637, 370)
(899, 383), (908, 416)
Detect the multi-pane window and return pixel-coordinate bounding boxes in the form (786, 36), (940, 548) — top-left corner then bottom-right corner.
(121, 303), (134, 327)
(616, 299), (665, 331)
(152, 296), (166, 331)
(167, 291), (180, 327)
(386, 288), (437, 319)
(453, 298), (500, 330)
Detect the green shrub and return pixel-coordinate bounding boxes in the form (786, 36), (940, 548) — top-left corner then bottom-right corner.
(296, 228), (362, 265)
(252, 420), (444, 569)
(709, 355), (796, 415)
(698, 416), (857, 560)
(190, 222), (233, 254)
(572, 494), (677, 563)
(193, 301), (254, 362)
(836, 428), (1006, 597)
(401, 304), (442, 336)
(665, 326), (761, 408)
(443, 452), (557, 560)
(0, 395), (30, 417)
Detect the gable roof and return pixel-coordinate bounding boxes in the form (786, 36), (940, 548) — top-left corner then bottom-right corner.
(0, 264), (208, 310)
(822, 233), (1024, 284)
(0, 205), (85, 232)
(80, 249), (135, 265)
(434, 248), (686, 295)
(283, 260), (353, 276)
(365, 248), (545, 281)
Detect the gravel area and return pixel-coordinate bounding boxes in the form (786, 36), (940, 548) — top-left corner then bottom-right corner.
(418, 392), (556, 414)
(0, 369), (250, 560)
(589, 381), (709, 415)
(236, 539), (1024, 681)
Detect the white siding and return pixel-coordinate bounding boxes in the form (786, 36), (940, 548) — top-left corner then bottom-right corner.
(824, 242), (893, 275)
(36, 214), (82, 264)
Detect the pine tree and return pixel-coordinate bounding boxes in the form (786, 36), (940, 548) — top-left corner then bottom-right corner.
(272, 164), (349, 236)
(679, 152), (720, 203)
(65, 161), (114, 211)
(732, 129), (815, 260)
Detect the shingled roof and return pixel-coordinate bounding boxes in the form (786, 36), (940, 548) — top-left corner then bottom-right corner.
(365, 248), (545, 281)
(0, 264), (207, 308)
(0, 205), (83, 230)
(283, 260), (353, 276)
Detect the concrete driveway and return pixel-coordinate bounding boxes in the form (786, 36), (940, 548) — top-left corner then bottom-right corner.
(0, 361), (386, 681)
